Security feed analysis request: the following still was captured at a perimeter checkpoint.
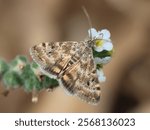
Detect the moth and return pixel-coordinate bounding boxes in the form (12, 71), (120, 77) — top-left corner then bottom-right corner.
(30, 8), (102, 105)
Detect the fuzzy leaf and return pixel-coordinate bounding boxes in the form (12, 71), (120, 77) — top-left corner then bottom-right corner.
(21, 64), (42, 91)
(42, 76), (59, 89)
(2, 71), (22, 88)
(0, 59), (9, 75)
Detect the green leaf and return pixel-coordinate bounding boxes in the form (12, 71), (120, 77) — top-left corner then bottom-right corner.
(10, 58), (18, 67)
(10, 55), (28, 67)
(18, 55), (28, 63)
(96, 64), (103, 69)
(0, 59), (9, 75)
(21, 64), (42, 92)
(24, 76), (42, 92)
(42, 76), (59, 89)
(93, 48), (112, 58)
(31, 62), (39, 69)
(2, 71), (22, 88)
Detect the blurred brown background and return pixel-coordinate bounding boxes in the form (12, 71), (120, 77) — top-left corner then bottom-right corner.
(0, 0), (150, 113)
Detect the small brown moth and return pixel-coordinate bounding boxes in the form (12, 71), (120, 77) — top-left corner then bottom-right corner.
(30, 7), (101, 105)
(30, 41), (101, 104)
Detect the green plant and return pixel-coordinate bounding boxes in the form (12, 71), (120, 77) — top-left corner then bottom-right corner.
(0, 55), (59, 102)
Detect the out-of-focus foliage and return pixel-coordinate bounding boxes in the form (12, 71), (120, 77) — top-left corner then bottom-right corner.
(0, 56), (59, 92)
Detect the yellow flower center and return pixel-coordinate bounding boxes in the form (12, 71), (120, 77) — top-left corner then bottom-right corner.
(95, 40), (104, 47)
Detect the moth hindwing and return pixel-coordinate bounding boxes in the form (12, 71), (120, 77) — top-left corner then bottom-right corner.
(30, 41), (101, 104)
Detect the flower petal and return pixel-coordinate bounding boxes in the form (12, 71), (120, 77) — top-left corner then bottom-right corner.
(94, 57), (112, 64)
(96, 69), (106, 82)
(98, 75), (106, 83)
(100, 29), (111, 39)
(102, 57), (112, 64)
(88, 28), (98, 39)
(94, 57), (102, 64)
(96, 69), (102, 76)
(103, 41), (113, 51)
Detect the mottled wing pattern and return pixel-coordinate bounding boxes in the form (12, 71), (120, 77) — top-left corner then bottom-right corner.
(30, 41), (85, 79)
(60, 46), (101, 104)
(30, 41), (101, 104)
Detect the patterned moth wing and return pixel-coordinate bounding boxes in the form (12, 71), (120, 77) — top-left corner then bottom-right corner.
(30, 41), (101, 104)
(60, 46), (101, 104)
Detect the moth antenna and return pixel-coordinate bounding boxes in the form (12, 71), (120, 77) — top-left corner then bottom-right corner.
(82, 6), (92, 39)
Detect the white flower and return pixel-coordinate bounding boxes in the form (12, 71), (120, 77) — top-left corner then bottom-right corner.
(88, 28), (113, 52)
(96, 68), (106, 83)
(94, 56), (112, 65)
